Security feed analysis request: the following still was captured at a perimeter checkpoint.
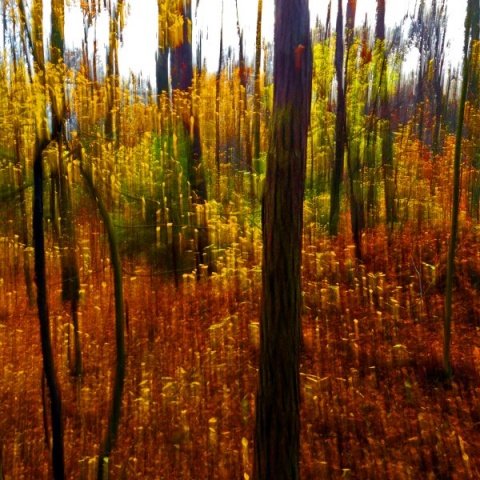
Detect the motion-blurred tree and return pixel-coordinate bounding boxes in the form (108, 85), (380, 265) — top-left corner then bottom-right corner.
(105, 0), (124, 143)
(443, 0), (474, 380)
(27, 0), (66, 476)
(253, 0), (312, 477)
(329, 0), (345, 236)
(50, 0), (82, 377)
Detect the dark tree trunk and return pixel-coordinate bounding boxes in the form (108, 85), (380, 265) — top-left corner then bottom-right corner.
(375, 0), (385, 40)
(14, 125), (34, 304)
(329, 0), (345, 236)
(30, 2), (65, 477)
(155, 46), (169, 96)
(344, 0), (364, 260)
(444, 0), (474, 380)
(34, 139), (66, 480)
(431, 1), (447, 159)
(345, 0), (356, 49)
(105, 0), (123, 143)
(170, 0), (208, 269)
(375, 0), (396, 228)
(170, 1), (193, 92)
(156, 0), (170, 96)
(235, 0), (251, 171)
(324, 0), (332, 41)
(50, 0), (65, 137)
(32, 120), (67, 480)
(168, 0), (204, 194)
(253, 0), (312, 478)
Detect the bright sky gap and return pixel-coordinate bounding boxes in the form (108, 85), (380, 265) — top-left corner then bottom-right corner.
(54, 0), (468, 83)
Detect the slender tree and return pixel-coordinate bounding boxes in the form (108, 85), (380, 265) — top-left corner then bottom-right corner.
(343, 0), (365, 260)
(215, 0), (224, 184)
(235, 0), (251, 171)
(253, 0), (312, 477)
(50, 0), (82, 377)
(329, 0), (345, 236)
(375, 0), (396, 228)
(156, 0), (169, 96)
(324, 0), (332, 41)
(169, 0), (208, 269)
(105, 0), (124, 143)
(252, 0), (263, 165)
(71, 145), (126, 479)
(29, 0), (66, 476)
(443, 0), (474, 379)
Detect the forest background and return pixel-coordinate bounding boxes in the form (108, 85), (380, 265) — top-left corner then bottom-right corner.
(0, 0), (480, 478)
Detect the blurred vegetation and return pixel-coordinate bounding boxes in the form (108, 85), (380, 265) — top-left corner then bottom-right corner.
(0, 0), (479, 478)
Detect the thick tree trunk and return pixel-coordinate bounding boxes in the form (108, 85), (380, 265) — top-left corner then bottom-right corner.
(170, 1), (193, 91)
(253, 0), (312, 478)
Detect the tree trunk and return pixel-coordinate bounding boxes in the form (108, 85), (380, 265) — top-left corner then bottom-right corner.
(30, 1), (66, 477)
(215, 1), (224, 192)
(329, 0), (345, 236)
(375, 0), (396, 229)
(253, 0), (312, 478)
(76, 155), (126, 480)
(105, 1), (123, 144)
(170, 0), (208, 269)
(253, 0), (263, 164)
(50, 0), (82, 376)
(14, 125), (34, 304)
(235, 0), (251, 171)
(344, 0), (364, 260)
(156, 47), (169, 96)
(443, 0), (473, 380)
(34, 139), (66, 480)
(324, 0), (332, 41)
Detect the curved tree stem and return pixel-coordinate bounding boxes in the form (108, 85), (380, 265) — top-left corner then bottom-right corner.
(76, 151), (126, 479)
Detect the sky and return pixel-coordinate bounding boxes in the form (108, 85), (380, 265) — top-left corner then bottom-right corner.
(60, 0), (468, 82)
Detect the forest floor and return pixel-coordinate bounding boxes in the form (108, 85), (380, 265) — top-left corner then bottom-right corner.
(1, 219), (480, 479)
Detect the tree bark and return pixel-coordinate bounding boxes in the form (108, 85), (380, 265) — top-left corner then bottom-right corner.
(443, 0), (473, 380)
(329, 0), (345, 236)
(34, 138), (66, 480)
(50, 0), (82, 376)
(253, 0), (312, 478)
(253, 0), (263, 164)
(30, 1), (66, 477)
(170, 0), (208, 269)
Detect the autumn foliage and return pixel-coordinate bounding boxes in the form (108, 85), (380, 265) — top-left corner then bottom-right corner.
(0, 0), (479, 478)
